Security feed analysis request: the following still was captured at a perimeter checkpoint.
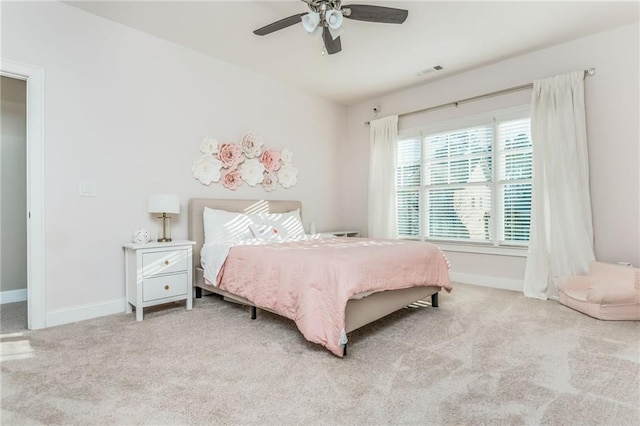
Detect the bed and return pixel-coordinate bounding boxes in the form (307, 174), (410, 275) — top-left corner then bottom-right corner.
(188, 198), (451, 357)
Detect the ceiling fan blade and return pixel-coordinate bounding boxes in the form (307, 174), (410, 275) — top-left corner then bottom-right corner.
(343, 4), (408, 24)
(322, 27), (342, 55)
(253, 13), (307, 36)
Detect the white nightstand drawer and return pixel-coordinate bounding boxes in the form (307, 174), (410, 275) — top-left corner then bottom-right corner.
(142, 249), (188, 277)
(142, 274), (188, 302)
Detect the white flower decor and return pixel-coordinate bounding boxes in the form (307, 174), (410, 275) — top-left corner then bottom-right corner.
(240, 158), (266, 187)
(200, 137), (218, 155)
(281, 148), (293, 165)
(192, 155), (222, 185)
(192, 132), (298, 191)
(241, 132), (264, 159)
(277, 163), (298, 188)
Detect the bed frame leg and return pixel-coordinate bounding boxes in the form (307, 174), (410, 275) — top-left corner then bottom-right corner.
(343, 343), (347, 357)
(250, 306), (257, 320)
(431, 292), (439, 308)
(195, 287), (202, 299)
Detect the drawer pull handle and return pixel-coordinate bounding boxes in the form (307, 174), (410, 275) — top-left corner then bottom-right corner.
(164, 260), (169, 266)
(164, 285), (170, 290)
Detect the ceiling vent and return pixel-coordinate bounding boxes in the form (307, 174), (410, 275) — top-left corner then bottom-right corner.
(416, 65), (443, 77)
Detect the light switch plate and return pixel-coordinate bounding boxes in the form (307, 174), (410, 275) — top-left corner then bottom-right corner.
(79, 181), (96, 197)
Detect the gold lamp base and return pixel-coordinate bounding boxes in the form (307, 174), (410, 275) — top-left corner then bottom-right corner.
(157, 213), (172, 242)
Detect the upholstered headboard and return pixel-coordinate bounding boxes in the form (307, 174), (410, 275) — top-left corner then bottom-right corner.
(187, 198), (303, 272)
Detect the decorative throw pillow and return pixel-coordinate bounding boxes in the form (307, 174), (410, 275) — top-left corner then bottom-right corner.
(250, 209), (305, 239)
(249, 223), (282, 241)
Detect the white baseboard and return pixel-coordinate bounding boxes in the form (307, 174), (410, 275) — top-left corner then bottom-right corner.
(46, 298), (125, 327)
(449, 272), (523, 292)
(0, 288), (28, 304)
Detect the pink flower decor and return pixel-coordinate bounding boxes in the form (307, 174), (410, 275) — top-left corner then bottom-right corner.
(260, 149), (281, 172)
(222, 170), (243, 190)
(262, 171), (278, 192)
(218, 143), (244, 170)
(193, 132), (298, 191)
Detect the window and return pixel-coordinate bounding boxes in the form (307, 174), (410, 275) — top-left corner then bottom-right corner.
(396, 107), (532, 247)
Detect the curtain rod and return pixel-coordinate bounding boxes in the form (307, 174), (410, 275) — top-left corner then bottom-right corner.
(365, 68), (596, 125)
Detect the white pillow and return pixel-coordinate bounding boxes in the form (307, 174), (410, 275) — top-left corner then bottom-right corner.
(203, 207), (254, 244)
(251, 209), (305, 239)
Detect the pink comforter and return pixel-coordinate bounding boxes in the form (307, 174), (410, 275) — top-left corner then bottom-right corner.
(217, 237), (451, 357)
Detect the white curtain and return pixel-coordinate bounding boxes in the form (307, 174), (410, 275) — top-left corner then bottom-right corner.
(368, 115), (398, 239)
(523, 71), (595, 299)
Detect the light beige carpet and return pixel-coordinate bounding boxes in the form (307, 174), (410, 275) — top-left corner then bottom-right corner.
(0, 301), (27, 335)
(1, 283), (639, 425)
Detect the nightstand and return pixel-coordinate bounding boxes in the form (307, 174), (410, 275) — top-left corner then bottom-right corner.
(326, 231), (360, 237)
(123, 240), (195, 321)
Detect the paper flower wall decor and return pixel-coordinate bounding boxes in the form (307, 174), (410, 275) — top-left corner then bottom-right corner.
(192, 131), (298, 191)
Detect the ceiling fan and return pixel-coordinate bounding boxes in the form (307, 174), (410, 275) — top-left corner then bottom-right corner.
(253, 0), (409, 55)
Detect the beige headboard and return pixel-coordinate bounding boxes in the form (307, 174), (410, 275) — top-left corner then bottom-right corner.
(188, 198), (303, 271)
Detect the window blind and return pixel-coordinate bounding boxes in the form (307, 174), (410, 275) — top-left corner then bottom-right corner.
(424, 126), (493, 242)
(498, 118), (532, 244)
(396, 108), (532, 247)
(397, 137), (421, 237)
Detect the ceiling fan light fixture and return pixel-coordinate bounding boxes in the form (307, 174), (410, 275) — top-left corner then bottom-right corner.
(302, 12), (321, 33)
(325, 9), (344, 29)
(254, 2), (409, 55)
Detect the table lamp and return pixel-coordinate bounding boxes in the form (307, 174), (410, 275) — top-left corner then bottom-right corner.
(148, 194), (180, 242)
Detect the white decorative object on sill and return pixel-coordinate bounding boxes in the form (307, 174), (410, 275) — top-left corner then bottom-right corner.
(192, 131), (298, 191)
(132, 228), (150, 244)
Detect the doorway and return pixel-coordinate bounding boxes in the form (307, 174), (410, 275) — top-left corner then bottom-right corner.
(0, 59), (46, 330)
(1, 76), (27, 332)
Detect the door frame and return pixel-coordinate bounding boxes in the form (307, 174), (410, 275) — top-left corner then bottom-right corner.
(1, 59), (46, 329)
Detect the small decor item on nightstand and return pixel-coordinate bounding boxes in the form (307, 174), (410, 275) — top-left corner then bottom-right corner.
(148, 194), (180, 242)
(132, 228), (150, 244)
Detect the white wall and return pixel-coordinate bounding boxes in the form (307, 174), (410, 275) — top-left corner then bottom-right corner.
(344, 22), (640, 286)
(1, 1), (346, 323)
(0, 76), (27, 293)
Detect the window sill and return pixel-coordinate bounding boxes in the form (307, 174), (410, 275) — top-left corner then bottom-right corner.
(433, 242), (527, 257)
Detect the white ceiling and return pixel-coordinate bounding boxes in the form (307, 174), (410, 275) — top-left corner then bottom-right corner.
(66, 1), (639, 105)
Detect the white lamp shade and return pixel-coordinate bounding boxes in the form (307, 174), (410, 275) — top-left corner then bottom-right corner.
(325, 9), (343, 29)
(148, 194), (180, 214)
(302, 12), (320, 33)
